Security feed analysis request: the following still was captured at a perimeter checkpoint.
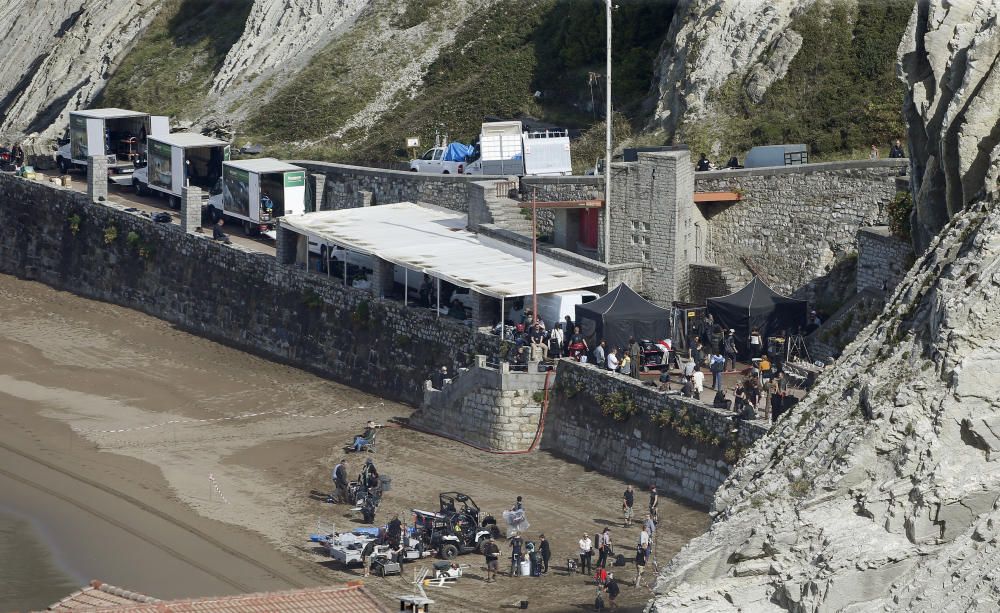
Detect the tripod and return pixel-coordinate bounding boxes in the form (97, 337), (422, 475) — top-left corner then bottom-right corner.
(786, 334), (810, 364)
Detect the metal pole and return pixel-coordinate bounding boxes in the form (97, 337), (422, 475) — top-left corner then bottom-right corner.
(404, 269), (408, 307)
(436, 278), (440, 319)
(343, 248), (348, 287)
(531, 189), (538, 326)
(500, 295), (505, 360)
(603, 0), (612, 265)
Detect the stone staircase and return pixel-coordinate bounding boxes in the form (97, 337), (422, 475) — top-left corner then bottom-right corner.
(483, 185), (534, 235)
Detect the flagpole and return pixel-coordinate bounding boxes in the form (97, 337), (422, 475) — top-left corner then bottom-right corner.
(603, 0), (612, 265)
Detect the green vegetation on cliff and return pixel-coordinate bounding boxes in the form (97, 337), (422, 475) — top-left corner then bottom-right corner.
(97, 0), (252, 119)
(681, 0), (911, 161)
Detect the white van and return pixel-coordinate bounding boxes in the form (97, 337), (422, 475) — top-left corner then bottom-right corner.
(536, 291), (599, 329)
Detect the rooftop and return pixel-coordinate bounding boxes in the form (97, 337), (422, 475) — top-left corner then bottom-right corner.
(150, 132), (229, 149)
(70, 108), (147, 120)
(44, 582), (389, 613)
(281, 202), (605, 298)
(46, 580), (160, 610)
(225, 158), (304, 174)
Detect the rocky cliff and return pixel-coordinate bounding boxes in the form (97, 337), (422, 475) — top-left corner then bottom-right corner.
(647, 0), (812, 147)
(646, 0), (910, 160)
(0, 0), (161, 140)
(899, 0), (1000, 253)
(649, 2), (1000, 611)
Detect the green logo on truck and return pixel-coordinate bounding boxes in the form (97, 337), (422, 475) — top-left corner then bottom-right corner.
(284, 171), (305, 188)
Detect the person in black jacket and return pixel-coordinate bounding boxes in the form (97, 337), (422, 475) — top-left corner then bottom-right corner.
(539, 534), (551, 574)
(604, 574), (621, 608)
(332, 458), (348, 503)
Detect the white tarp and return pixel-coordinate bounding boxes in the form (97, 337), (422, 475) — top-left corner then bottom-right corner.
(280, 202), (604, 299)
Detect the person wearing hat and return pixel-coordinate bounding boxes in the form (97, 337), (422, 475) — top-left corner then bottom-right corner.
(352, 420), (378, 452)
(509, 530), (524, 576)
(578, 533), (593, 575)
(482, 535), (501, 582)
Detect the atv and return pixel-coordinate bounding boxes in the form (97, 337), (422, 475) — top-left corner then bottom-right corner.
(412, 492), (499, 559)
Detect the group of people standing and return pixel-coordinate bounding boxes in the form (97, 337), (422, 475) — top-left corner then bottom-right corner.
(591, 336), (643, 379)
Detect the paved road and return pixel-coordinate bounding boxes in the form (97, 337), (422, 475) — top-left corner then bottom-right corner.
(38, 169), (277, 256)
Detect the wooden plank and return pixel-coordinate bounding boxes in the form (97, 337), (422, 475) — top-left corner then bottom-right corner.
(693, 191), (741, 203)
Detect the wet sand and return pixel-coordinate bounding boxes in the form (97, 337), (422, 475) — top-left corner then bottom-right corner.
(0, 510), (81, 611)
(0, 274), (709, 611)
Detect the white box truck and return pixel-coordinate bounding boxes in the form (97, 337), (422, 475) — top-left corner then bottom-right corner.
(132, 132), (230, 208)
(206, 158), (307, 237)
(56, 108), (169, 184)
(466, 121), (572, 176)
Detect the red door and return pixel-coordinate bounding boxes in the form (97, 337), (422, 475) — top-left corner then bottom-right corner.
(579, 209), (599, 249)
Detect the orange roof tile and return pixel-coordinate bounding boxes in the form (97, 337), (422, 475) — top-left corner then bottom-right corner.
(67, 584), (389, 613)
(46, 580), (160, 610)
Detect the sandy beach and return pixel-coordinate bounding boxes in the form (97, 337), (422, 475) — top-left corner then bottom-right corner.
(0, 274), (709, 611)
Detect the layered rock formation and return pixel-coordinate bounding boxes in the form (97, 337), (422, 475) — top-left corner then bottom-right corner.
(0, 1), (162, 139)
(649, 2), (1000, 610)
(211, 0), (367, 94)
(646, 0), (812, 148)
(899, 0), (1000, 253)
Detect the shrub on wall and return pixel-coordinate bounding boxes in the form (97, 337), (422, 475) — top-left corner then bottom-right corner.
(67, 213), (81, 235)
(597, 391), (638, 421)
(103, 225), (118, 245)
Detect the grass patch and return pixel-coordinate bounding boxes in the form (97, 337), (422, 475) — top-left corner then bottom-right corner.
(341, 0), (554, 163)
(246, 10), (383, 146)
(678, 0), (910, 159)
(97, 0), (253, 120)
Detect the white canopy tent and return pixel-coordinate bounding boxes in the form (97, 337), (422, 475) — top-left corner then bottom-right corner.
(280, 203), (604, 317)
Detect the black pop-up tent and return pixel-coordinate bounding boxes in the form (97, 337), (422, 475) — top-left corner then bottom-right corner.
(575, 283), (670, 351)
(706, 276), (807, 355)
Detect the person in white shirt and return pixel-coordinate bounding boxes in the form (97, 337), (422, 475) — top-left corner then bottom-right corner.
(578, 534), (593, 575)
(606, 348), (620, 371)
(692, 368), (704, 399)
(639, 526), (650, 556)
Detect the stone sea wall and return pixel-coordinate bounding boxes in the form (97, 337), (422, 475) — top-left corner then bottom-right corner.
(693, 160), (907, 297)
(543, 360), (768, 506)
(0, 173), (498, 406)
(412, 358), (546, 451)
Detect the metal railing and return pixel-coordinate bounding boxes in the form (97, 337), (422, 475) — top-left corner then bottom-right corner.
(495, 180), (518, 199)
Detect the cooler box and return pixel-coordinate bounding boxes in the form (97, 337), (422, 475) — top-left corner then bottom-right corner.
(520, 559), (531, 576)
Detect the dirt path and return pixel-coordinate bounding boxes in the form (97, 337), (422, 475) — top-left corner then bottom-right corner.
(0, 274), (709, 610)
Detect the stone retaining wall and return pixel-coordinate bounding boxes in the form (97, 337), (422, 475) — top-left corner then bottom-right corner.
(856, 225), (913, 294)
(0, 173), (499, 406)
(294, 160), (508, 213)
(543, 360), (768, 506)
(693, 160), (907, 298)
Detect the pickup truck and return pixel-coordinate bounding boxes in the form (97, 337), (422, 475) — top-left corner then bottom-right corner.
(409, 142), (474, 174)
